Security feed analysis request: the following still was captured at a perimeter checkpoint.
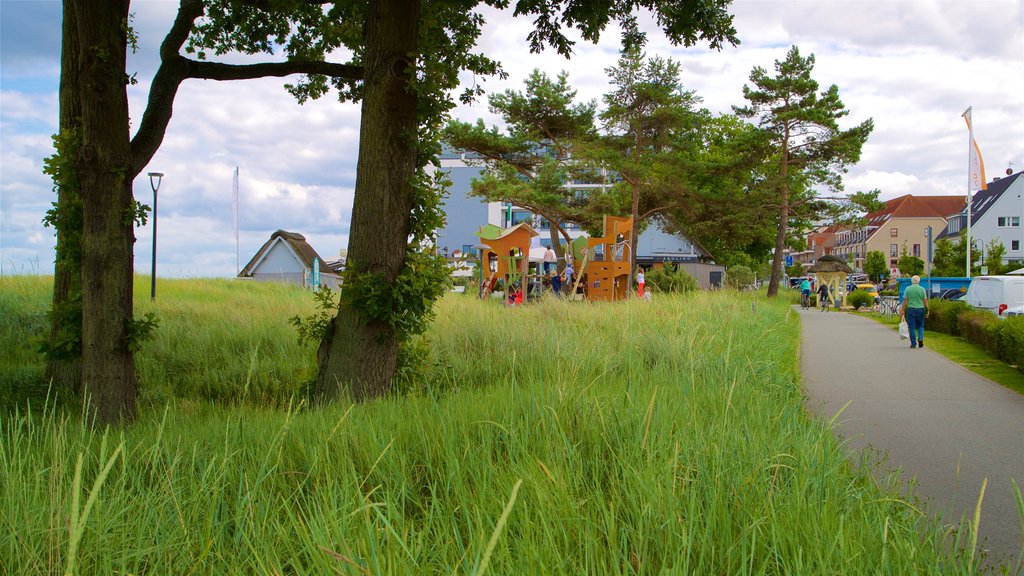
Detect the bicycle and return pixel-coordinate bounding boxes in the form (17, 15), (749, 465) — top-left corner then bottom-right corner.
(800, 291), (811, 309)
(819, 293), (831, 312)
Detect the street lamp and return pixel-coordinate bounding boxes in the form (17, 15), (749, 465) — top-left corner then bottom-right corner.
(148, 172), (164, 300)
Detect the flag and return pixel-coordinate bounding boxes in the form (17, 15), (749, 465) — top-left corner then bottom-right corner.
(962, 107), (987, 191)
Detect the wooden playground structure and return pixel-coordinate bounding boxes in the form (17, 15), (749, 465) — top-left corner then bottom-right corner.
(476, 215), (635, 303)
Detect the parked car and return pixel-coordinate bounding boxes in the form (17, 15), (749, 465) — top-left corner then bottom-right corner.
(936, 288), (966, 301)
(855, 283), (879, 297)
(963, 275), (1024, 317)
(1004, 305), (1024, 317)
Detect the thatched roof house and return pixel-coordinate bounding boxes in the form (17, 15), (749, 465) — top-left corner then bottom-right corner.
(239, 230), (342, 289)
(806, 254), (854, 274)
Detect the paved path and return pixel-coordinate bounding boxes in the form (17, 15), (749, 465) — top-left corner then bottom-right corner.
(799, 306), (1024, 572)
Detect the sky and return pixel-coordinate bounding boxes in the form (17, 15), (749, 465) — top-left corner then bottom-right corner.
(1, 0), (1022, 278)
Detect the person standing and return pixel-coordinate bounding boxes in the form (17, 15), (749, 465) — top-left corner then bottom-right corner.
(550, 270), (562, 296)
(543, 246), (556, 275)
(901, 275), (930, 348)
(564, 260), (574, 290)
(636, 268), (646, 297)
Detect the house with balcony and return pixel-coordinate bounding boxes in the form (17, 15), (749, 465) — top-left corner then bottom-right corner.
(832, 195), (966, 274)
(936, 170), (1023, 266)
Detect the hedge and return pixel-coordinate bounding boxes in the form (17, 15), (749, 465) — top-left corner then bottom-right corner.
(911, 301), (1024, 371)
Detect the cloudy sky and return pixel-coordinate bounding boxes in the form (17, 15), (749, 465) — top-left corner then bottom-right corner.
(2, 0), (1022, 277)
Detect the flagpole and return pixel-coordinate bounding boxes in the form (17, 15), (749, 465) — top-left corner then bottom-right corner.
(963, 107), (973, 278)
(233, 166), (240, 275)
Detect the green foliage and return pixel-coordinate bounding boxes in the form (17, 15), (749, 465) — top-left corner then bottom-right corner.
(785, 261), (804, 278)
(997, 317), (1024, 370)
(847, 290), (873, 310)
(897, 254), (924, 276)
(646, 263), (698, 293)
(864, 250), (887, 282)
(124, 312), (160, 353)
(957, 310), (1003, 356)
(289, 287), (338, 346)
(932, 234), (976, 277)
(927, 299), (971, 337)
(981, 238), (1007, 274)
(726, 265), (755, 289)
(734, 45), (874, 293)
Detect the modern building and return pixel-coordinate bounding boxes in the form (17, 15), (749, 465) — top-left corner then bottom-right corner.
(832, 195), (966, 274)
(936, 170), (1024, 266)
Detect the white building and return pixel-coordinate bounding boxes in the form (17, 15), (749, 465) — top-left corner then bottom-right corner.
(936, 170), (1024, 266)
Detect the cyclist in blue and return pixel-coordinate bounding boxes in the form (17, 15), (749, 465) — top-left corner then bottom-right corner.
(799, 278), (811, 308)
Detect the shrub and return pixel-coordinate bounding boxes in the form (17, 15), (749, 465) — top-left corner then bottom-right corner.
(646, 264), (698, 294)
(957, 310), (1003, 356)
(726, 265), (755, 289)
(927, 299), (970, 336)
(997, 316), (1024, 371)
(847, 290), (873, 310)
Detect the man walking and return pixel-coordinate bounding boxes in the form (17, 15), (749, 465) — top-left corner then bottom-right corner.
(901, 275), (930, 348)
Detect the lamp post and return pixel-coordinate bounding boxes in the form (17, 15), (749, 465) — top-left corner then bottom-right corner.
(148, 172), (164, 300)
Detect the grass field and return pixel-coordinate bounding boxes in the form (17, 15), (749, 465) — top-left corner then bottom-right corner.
(0, 276), (992, 574)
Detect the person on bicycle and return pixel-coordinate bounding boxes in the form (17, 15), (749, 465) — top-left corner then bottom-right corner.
(817, 282), (831, 311)
(799, 278), (811, 307)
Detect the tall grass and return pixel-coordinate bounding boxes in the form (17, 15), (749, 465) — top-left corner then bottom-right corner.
(0, 279), (992, 573)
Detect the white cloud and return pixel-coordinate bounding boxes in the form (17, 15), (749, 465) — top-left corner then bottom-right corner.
(2, 0), (1023, 276)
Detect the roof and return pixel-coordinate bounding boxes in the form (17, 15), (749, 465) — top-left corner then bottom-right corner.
(807, 254), (854, 274)
(935, 171), (1023, 240)
(238, 230), (336, 277)
(864, 195), (967, 227)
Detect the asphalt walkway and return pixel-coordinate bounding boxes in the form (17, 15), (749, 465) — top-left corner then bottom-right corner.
(799, 306), (1024, 572)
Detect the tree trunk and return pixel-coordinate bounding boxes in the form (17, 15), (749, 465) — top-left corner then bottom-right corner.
(45, 0), (83, 393)
(73, 0), (139, 425)
(766, 136), (791, 298)
(315, 0), (421, 402)
(547, 225), (564, 272)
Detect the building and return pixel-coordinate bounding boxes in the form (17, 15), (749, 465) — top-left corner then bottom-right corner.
(936, 170), (1024, 266)
(832, 195), (966, 273)
(238, 230), (343, 289)
(432, 147), (722, 284)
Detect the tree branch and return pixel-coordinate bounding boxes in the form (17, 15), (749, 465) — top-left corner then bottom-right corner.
(130, 0), (364, 177)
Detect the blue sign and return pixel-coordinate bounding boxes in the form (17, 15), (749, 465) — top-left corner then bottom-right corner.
(312, 257), (320, 288)
(785, 255), (794, 267)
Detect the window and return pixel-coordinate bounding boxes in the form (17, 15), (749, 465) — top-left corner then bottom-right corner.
(1013, 240), (1021, 251)
(890, 243), (898, 257)
(890, 228), (898, 237)
(997, 216), (1021, 227)
(912, 243), (921, 257)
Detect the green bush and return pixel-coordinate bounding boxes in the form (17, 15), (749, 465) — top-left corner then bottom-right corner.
(957, 310), (1003, 356)
(646, 264), (698, 293)
(927, 299), (970, 336)
(847, 290), (874, 310)
(726, 265), (755, 289)
(997, 316), (1024, 370)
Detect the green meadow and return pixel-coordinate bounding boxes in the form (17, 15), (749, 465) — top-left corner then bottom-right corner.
(0, 276), (989, 574)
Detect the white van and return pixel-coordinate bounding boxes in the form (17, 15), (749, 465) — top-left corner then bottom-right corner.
(963, 275), (1024, 317)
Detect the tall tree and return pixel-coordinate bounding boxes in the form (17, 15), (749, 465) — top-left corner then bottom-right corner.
(51, 0), (363, 424)
(311, 1), (739, 402)
(592, 47), (704, 285)
(54, 0), (740, 414)
(443, 69), (598, 267)
(864, 250), (887, 282)
(734, 45), (873, 297)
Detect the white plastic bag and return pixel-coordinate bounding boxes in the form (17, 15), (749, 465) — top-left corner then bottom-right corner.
(898, 319), (909, 340)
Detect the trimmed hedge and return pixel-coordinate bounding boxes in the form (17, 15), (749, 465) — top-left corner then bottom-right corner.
(957, 311), (1003, 356)
(927, 299), (971, 336)
(909, 300), (1024, 371)
(997, 317), (1024, 369)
